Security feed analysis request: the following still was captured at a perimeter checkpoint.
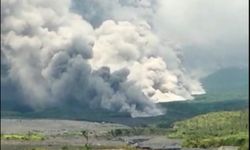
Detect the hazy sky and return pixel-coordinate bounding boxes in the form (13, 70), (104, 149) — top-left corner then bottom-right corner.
(156, 0), (249, 73)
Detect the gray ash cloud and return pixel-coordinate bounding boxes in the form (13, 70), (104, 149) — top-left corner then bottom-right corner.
(7, 0), (246, 117)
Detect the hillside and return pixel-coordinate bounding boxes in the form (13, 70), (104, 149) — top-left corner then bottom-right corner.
(199, 67), (249, 101)
(201, 67), (248, 92)
(168, 110), (249, 149)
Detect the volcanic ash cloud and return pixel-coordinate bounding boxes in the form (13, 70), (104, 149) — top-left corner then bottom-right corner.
(1, 0), (164, 117)
(91, 20), (205, 103)
(1, 0), (205, 117)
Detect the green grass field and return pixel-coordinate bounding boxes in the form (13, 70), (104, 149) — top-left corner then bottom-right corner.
(168, 110), (249, 149)
(1, 132), (45, 141)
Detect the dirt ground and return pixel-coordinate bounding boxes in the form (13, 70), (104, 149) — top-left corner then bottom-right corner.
(1, 119), (182, 150)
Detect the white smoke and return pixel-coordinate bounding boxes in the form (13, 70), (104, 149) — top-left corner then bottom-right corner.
(2, 0), (95, 107)
(1, 0), (205, 117)
(91, 20), (205, 102)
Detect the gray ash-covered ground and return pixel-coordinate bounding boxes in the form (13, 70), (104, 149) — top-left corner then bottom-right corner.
(1, 119), (183, 150)
(1, 119), (128, 136)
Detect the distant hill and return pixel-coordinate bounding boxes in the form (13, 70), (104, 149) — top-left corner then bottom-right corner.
(201, 67), (248, 92)
(194, 67), (249, 102)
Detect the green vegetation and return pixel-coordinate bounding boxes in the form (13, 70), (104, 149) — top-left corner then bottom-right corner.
(1, 132), (45, 141)
(157, 99), (248, 127)
(168, 110), (249, 149)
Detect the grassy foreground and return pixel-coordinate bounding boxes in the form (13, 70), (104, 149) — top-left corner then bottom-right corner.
(168, 110), (249, 149)
(1, 132), (45, 141)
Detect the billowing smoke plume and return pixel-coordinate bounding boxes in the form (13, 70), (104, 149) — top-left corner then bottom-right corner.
(91, 20), (204, 102)
(1, 0), (205, 117)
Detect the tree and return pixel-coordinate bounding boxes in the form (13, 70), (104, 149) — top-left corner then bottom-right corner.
(81, 130), (91, 150)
